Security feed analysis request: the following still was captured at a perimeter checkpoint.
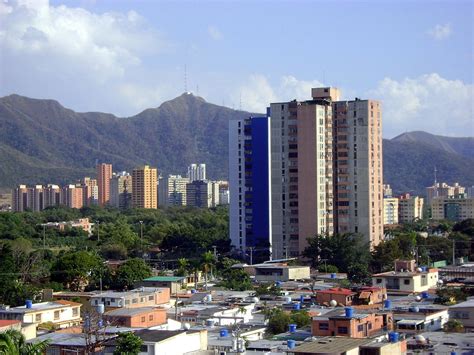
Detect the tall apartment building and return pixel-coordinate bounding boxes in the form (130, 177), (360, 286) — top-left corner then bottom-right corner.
(332, 96), (383, 247)
(158, 175), (189, 207)
(186, 180), (219, 208)
(229, 115), (272, 260)
(110, 172), (132, 209)
(187, 164), (206, 182)
(426, 182), (465, 205)
(431, 194), (474, 221)
(44, 184), (61, 208)
(97, 163), (112, 206)
(61, 185), (84, 209)
(383, 197), (399, 225)
(80, 177), (98, 206)
(132, 165), (158, 209)
(398, 193), (424, 223)
(12, 185), (45, 212)
(229, 87), (384, 260)
(383, 184), (393, 198)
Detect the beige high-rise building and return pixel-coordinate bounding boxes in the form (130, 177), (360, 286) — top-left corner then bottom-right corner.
(398, 193), (424, 223)
(97, 163), (112, 206)
(44, 184), (61, 208)
(426, 182), (465, 205)
(110, 172), (133, 209)
(12, 185), (45, 212)
(383, 197), (399, 225)
(61, 185), (84, 209)
(332, 97), (384, 247)
(158, 175), (189, 207)
(431, 194), (474, 221)
(80, 177), (98, 206)
(132, 165), (158, 209)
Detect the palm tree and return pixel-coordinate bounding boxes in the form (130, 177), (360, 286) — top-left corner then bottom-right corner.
(201, 251), (215, 291)
(175, 258), (189, 277)
(0, 329), (49, 355)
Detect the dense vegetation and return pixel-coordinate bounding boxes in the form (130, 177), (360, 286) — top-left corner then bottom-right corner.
(0, 205), (229, 305)
(1, 94), (473, 194)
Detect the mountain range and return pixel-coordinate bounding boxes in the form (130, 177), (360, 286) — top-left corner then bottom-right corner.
(0, 93), (473, 196)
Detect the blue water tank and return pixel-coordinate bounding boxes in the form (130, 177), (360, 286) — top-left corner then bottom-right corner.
(300, 295), (305, 303)
(287, 339), (296, 349)
(288, 324), (297, 333)
(384, 300), (392, 309)
(275, 281), (282, 287)
(421, 291), (429, 299)
(330, 273), (337, 279)
(293, 302), (301, 310)
(25, 300), (33, 309)
(191, 289), (197, 294)
(421, 266), (427, 272)
(389, 332), (400, 343)
(345, 307), (353, 318)
(409, 306), (420, 313)
(220, 329), (228, 337)
(451, 352), (457, 355)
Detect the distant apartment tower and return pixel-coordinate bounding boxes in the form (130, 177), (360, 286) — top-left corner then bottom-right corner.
(187, 164), (206, 182)
(97, 163), (112, 206)
(332, 96), (384, 247)
(61, 185), (84, 209)
(426, 182), (465, 205)
(80, 177), (98, 206)
(110, 172), (132, 209)
(44, 184), (61, 208)
(398, 193), (424, 223)
(229, 116), (272, 261)
(186, 180), (218, 208)
(383, 184), (393, 198)
(383, 197), (399, 225)
(12, 185), (45, 212)
(431, 194), (474, 221)
(158, 175), (189, 207)
(132, 165), (158, 209)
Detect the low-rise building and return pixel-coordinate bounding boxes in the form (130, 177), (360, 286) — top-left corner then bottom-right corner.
(42, 218), (93, 235)
(383, 197), (399, 225)
(0, 319), (36, 340)
(244, 264), (310, 282)
(104, 307), (167, 328)
(139, 276), (187, 294)
(406, 331), (474, 354)
(316, 288), (357, 307)
(398, 193), (424, 223)
(90, 288), (170, 310)
(372, 260), (439, 293)
(311, 307), (392, 338)
(393, 306), (449, 333)
(449, 298), (474, 331)
(0, 300), (81, 329)
(431, 194), (474, 221)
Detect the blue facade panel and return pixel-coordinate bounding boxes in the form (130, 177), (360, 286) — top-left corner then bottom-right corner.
(247, 116), (270, 248)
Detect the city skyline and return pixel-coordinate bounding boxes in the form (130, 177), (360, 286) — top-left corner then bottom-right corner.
(0, 0), (472, 138)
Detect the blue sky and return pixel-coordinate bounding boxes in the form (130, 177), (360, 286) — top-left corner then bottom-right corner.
(1, 0), (472, 137)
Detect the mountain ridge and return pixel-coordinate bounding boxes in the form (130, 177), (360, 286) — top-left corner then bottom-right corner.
(0, 93), (472, 195)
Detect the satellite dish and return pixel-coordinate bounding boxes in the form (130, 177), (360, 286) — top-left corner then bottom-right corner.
(183, 323), (191, 330)
(330, 300), (337, 307)
(415, 295), (422, 302)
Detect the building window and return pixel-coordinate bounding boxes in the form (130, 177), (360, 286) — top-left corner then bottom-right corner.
(319, 323), (329, 330)
(141, 316), (146, 322)
(35, 313), (42, 322)
(149, 315), (154, 321)
(149, 296), (154, 301)
(338, 327), (348, 334)
(73, 308), (79, 317)
(357, 324), (364, 332)
(132, 299), (138, 304)
(404, 279), (410, 285)
(54, 311), (60, 320)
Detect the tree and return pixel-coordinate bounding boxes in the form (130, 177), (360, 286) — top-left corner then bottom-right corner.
(174, 258), (189, 277)
(220, 269), (252, 291)
(113, 332), (143, 355)
(267, 309), (291, 334)
(51, 251), (103, 291)
(114, 258), (152, 290)
(201, 251), (215, 291)
(347, 262), (371, 285)
(444, 319), (464, 333)
(0, 329), (49, 355)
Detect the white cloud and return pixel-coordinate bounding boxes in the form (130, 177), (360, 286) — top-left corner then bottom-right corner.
(427, 23), (452, 40)
(238, 75), (325, 113)
(0, 0), (169, 114)
(369, 73), (473, 137)
(207, 25), (223, 40)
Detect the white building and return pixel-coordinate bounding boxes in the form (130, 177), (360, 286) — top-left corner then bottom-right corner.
(187, 164), (206, 182)
(0, 301), (81, 329)
(158, 175), (190, 207)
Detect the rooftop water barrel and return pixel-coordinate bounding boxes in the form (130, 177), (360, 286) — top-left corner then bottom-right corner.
(389, 332), (400, 343)
(191, 289), (197, 294)
(96, 303), (105, 314)
(293, 302), (301, 310)
(421, 291), (429, 299)
(345, 307), (354, 317)
(289, 324), (297, 333)
(220, 328), (229, 337)
(25, 300), (33, 309)
(287, 339), (296, 349)
(330, 273), (337, 279)
(384, 300), (392, 309)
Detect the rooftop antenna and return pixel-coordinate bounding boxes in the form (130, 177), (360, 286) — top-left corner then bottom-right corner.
(184, 64), (188, 93)
(434, 166), (438, 185)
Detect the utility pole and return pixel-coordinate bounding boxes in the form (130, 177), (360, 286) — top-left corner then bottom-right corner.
(42, 224), (46, 250)
(96, 221), (100, 242)
(452, 239), (456, 265)
(212, 245), (217, 260)
(249, 247), (255, 265)
(139, 221), (144, 259)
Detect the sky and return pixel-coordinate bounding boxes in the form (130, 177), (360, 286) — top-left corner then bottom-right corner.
(0, 0), (473, 138)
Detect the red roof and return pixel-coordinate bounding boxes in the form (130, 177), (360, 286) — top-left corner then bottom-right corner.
(318, 288), (355, 295)
(0, 320), (21, 327)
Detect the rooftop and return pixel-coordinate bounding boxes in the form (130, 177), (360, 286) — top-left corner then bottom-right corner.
(0, 320), (21, 327)
(105, 307), (165, 317)
(143, 276), (186, 282)
(317, 288), (355, 296)
(291, 337), (371, 353)
(0, 301), (79, 314)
